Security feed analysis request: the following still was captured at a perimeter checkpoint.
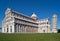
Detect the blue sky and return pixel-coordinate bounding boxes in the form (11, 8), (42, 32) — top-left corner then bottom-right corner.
(0, 0), (60, 29)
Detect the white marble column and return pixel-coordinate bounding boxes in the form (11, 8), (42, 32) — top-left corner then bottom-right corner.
(20, 25), (21, 32)
(22, 25), (24, 32)
(9, 26), (10, 33)
(18, 24), (19, 32)
(24, 26), (25, 32)
(15, 25), (16, 32)
(18, 25), (19, 32)
(19, 25), (20, 32)
(16, 24), (18, 33)
(20, 25), (22, 32)
(23, 26), (24, 32)
(24, 26), (26, 32)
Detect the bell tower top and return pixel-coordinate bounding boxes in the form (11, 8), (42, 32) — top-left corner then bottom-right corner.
(53, 14), (57, 18)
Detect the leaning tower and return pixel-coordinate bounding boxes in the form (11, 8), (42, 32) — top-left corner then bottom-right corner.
(52, 14), (58, 33)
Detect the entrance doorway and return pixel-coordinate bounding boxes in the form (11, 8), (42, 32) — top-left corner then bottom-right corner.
(43, 30), (45, 32)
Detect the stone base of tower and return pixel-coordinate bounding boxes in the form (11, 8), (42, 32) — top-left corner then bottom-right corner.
(52, 31), (57, 33)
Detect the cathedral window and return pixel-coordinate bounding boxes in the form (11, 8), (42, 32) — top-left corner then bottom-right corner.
(10, 26), (12, 32)
(7, 25), (8, 28)
(7, 28), (8, 32)
(4, 27), (5, 32)
(47, 22), (48, 24)
(43, 30), (45, 32)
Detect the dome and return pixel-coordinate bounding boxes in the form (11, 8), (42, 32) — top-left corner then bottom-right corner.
(31, 12), (37, 18)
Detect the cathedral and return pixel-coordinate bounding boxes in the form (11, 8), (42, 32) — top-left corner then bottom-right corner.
(2, 8), (58, 33)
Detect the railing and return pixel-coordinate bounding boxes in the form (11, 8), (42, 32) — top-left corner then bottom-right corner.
(14, 15), (36, 23)
(15, 20), (38, 27)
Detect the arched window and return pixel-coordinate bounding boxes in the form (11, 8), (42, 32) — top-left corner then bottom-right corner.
(10, 26), (12, 32)
(7, 25), (9, 32)
(4, 27), (5, 32)
(7, 28), (8, 32)
(43, 30), (45, 32)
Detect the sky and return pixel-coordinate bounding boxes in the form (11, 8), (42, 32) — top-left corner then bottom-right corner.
(0, 0), (60, 29)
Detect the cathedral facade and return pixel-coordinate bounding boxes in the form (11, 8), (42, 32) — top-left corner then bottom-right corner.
(2, 8), (58, 33)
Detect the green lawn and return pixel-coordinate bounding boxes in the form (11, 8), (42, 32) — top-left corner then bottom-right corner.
(0, 33), (60, 41)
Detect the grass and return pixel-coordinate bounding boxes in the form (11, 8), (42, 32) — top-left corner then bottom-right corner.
(0, 33), (60, 41)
